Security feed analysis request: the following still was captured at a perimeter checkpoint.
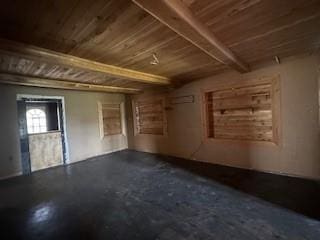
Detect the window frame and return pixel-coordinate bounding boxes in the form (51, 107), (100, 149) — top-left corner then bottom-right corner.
(98, 102), (126, 139)
(201, 75), (281, 146)
(26, 107), (48, 134)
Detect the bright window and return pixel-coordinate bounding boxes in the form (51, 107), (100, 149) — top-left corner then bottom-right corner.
(26, 109), (47, 134)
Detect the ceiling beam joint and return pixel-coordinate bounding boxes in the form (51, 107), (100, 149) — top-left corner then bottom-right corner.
(133, 0), (250, 73)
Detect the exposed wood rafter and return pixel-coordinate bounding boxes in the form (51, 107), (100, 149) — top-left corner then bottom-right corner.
(0, 38), (171, 85)
(133, 0), (250, 73)
(0, 73), (141, 94)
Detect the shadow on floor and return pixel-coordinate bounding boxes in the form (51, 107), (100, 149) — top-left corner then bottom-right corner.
(0, 150), (320, 240)
(155, 151), (320, 221)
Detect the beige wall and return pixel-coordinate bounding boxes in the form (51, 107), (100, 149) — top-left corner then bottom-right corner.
(128, 56), (320, 180)
(0, 85), (128, 179)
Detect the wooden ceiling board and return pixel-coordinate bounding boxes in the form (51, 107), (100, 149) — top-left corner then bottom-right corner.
(0, 73), (142, 94)
(230, 15), (320, 62)
(68, 3), (223, 79)
(69, 3), (160, 58)
(0, 0), (319, 92)
(0, 0), (225, 78)
(0, 52), (156, 90)
(0, 38), (170, 84)
(190, 0), (320, 65)
(132, 0), (250, 72)
(212, 1), (320, 46)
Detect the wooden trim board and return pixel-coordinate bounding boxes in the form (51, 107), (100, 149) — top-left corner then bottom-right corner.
(0, 73), (142, 94)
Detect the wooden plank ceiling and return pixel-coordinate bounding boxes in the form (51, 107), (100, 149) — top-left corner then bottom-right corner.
(0, 0), (319, 93)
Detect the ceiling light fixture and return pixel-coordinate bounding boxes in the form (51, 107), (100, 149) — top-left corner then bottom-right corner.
(150, 53), (160, 65)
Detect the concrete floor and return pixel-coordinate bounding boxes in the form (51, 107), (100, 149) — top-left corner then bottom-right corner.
(0, 150), (319, 240)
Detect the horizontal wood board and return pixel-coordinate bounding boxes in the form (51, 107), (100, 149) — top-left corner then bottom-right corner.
(102, 103), (122, 136)
(206, 82), (274, 142)
(135, 99), (165, 135)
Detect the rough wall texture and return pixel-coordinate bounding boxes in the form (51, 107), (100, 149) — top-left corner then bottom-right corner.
(0, 85), (128, 179)
(128, 56), (320, 179)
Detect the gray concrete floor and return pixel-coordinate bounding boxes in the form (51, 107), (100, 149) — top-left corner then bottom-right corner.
(0, 150), (319, 240)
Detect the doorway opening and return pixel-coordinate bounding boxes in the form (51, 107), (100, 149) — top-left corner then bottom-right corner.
(17, 95), (69, 174)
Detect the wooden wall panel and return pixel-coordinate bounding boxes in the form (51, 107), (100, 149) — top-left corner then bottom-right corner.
(100, 103), (122, 136)
(205, 77), (280, 143)
(134, 98), (166, 135)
